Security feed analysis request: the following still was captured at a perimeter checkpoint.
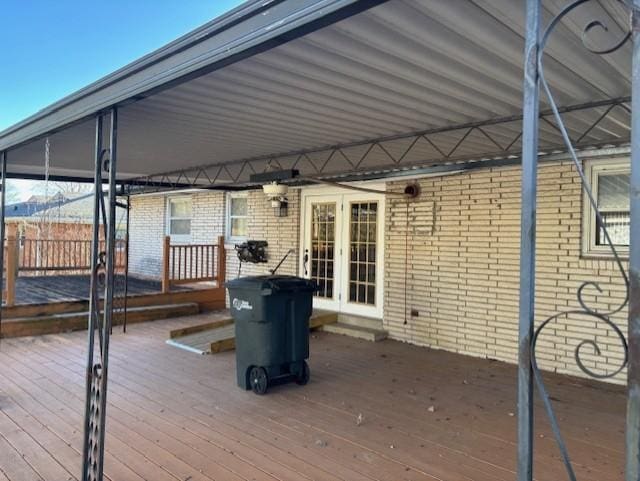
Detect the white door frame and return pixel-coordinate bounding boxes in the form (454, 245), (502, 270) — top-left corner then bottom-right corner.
(300, 184), (386, 319)
(300, 194), (342, 312)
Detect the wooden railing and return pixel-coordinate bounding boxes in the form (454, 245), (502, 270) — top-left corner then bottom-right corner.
(162, 235), (225, 293)
(3, 234), (127, 307)
(18, 238), (126, 273)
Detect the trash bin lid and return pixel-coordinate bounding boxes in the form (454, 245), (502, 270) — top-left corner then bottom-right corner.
(226, 275), (317, 292)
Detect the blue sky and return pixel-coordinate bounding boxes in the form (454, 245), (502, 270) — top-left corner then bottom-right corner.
(0, 0), (243, 199)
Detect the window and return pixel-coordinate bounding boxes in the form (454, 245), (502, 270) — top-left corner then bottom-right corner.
(226, 193), (248, 241)
(167, 196), (192, 242)
(583, 159), (630, 257)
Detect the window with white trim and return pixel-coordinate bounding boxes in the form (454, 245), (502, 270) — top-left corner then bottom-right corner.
(226, 193), (248, 241)
(167, 196), (192, 242)
(583, 159), (630, 257)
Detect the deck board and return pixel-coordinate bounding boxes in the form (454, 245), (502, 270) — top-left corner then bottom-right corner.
(10, 274), (190, 305)
(0, 314), (626, 481)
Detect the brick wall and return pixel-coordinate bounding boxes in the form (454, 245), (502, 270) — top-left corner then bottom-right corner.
(129, 161), (628, 383)
(129, 195), (167, 278)
(129, 189), (300, 281)
(129, 191), (225, 278)
(224, 190), (301, 280)
(384, 160), (629, 384)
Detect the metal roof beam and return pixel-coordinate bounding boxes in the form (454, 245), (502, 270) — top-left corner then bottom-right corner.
(123, 96), (630, 194)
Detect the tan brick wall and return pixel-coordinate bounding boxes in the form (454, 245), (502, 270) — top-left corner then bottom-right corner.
(224, 189), (301, 280)
(129, 195), (166, 278)
(129, 191), (224, 278)
(130, 162), (628, 383)
(129, 189), (300, 281)
(384, 160), (629, 384)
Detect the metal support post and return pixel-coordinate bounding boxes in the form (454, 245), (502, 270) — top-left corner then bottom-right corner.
(627, 4), (640, 480)
(81, 107), (118, 481)
(517, 1), (541, 480)
(123, 195), (130, 333)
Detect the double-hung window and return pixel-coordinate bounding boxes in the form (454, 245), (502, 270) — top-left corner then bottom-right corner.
(583, 159), (630, 257)
(167, 196), (192, 243)
(226, 193), (248, 242)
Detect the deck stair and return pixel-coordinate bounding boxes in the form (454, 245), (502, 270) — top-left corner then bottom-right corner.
(2, 303), (200, 338)
(320, 313), (388, 342)
(167, 309), (338, 355)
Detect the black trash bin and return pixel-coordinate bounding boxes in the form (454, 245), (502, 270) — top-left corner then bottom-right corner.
(226, 275), (316, 395)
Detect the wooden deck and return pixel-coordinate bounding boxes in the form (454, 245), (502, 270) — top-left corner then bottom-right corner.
(10, 274), (190, 305)
(0, 314), (626, 481)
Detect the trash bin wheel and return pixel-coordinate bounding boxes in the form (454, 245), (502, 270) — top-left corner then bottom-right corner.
(249, 366), (269, 395)
(296, 361), (310, 386)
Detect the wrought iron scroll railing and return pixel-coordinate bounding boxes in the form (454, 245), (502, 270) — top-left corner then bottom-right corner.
(530, 1), (632, 479)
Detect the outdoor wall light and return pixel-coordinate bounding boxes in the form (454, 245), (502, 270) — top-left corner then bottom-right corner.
(263, 182), (289, 217)
(273, 199), (288, 217)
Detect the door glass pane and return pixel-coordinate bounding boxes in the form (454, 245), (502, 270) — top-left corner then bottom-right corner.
(348, 202), (377, 305)
(310, 203), (336, 299)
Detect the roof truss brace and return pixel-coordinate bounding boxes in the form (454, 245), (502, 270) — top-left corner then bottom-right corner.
(123, 96), (631, 194)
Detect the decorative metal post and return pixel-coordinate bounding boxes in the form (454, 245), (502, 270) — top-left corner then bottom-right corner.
(518, 1), (634, 480)
(517, 1), (541, 480)
(81, 107), (118, 481)
(122, 195), (130, 333)
(0, 150), (6, 338)
(627, 3), (640, 480)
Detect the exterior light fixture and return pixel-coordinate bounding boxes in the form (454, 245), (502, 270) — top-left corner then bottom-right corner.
(262, 182), (289, 217)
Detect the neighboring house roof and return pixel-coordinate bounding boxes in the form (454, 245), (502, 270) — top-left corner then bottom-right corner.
(6, 192), (124, 224)
(5, 192), (75, 218)
(32, 193), (94, 223)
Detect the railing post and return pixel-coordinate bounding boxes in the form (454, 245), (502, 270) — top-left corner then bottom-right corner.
(162, 235), (171, 293)
(4, 230), (17, 308)
(518, 1), (541, 480)
(627, 3), (640, 480)
(217, 235), (226, 285)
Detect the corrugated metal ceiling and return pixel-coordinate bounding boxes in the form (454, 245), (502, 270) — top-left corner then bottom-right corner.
(3, 0), (632, 182)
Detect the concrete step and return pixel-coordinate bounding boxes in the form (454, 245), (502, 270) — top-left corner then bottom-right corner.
(3, 302), (200, 338)
(337, 313), (384, 331)
(321, 322), (387, 342)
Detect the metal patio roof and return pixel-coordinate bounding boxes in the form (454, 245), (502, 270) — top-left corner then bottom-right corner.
(0, 0), (632, 186)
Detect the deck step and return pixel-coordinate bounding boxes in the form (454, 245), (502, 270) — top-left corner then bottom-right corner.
(321, 322), (387, 342)
(337, 313), (384, 331)
(167, 309), (338, 354)
(2, 303), (200, 338)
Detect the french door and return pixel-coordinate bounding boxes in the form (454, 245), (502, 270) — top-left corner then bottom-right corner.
(301, 188), (385, 318)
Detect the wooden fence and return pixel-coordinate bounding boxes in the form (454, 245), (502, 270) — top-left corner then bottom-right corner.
(162, 235), (225, 293)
